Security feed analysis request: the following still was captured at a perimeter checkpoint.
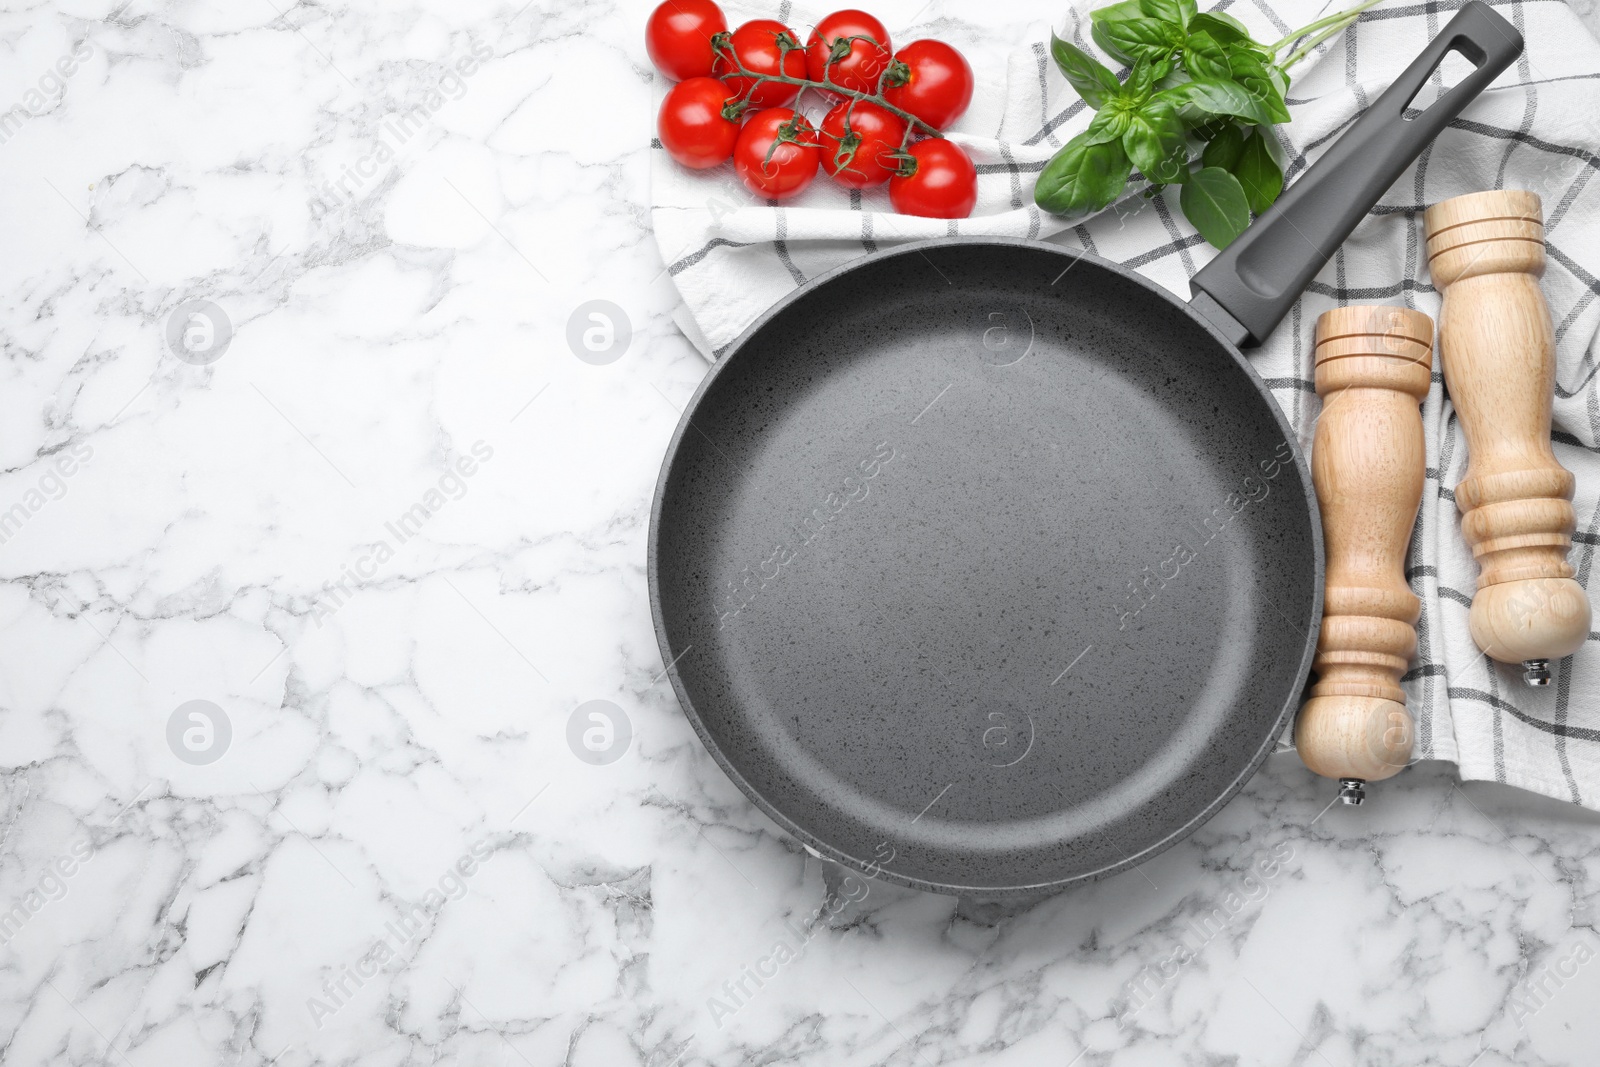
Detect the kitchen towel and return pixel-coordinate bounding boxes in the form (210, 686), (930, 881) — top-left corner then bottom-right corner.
(649, 0), (1600, 807)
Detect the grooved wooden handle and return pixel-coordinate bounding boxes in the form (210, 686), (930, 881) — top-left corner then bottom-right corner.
(1425, 191), (1592, 671)
(1295, 306), (1431, 784)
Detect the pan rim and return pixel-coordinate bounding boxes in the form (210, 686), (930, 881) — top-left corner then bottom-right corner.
(646, 236), (1324, 897)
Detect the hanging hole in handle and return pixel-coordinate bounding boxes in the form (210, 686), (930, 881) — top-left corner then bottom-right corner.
(1402, 40), (1489, 118)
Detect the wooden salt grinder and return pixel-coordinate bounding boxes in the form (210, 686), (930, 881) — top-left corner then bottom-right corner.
(1425, 190), (1592, 686)
(1296, 307), (1433, 805)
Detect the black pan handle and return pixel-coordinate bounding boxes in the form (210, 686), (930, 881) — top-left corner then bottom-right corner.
(1188, 1), (1523, 347)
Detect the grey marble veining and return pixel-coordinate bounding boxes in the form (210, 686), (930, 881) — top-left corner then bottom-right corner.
(0, 0), (1598, 1064)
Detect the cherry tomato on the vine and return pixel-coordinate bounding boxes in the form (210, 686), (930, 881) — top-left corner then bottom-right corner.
(805, 10), (892, 96)
(819, 101), (907, 189)
(734, 108), (821, 200)
(889, 138), (977, 218)
(658, 77), (741, 170)
(712, 20), (806, 108)
(645, 0), (728, 82)
(882, 39), (974, 131)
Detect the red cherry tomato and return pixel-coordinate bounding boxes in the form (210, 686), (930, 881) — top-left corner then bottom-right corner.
(658, 77), (740, 170)
(645, 0), (728, 82)
(712, 20), (806, 108)
(734, 108), (821, 200)
(805, 10), (892, 96)
(818, 101), (907, 188)
(889, 138), (977, 218)
(883, 39), (974, 131)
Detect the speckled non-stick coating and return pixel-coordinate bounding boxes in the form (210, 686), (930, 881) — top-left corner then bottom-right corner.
(649, 238), (1322, 897)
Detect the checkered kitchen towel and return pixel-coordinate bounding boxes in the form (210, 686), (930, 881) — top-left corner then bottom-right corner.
(650, 0), (1600, 807)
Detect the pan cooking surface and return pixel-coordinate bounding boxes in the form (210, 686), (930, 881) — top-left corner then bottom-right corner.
(650, 240), (1319, 894)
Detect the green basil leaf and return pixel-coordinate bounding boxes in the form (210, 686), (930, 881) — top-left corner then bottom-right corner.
(1188, 11), (1253, 45)
(1122, 99), (1187, 181)
(1190, 117), (1234, 141)
(1225, 51), (1291, 124)
(1138, 0), (1195, 28)
(1090, 0), (1148, 60)
(1268, 63), (1290, 98)
(1090, 0), (1146, 25)
(1051, 34), (1124, 110)
(1126, 57), (1161, 98)
(1035, 132), (1134, 215)
(1150, 156), (1191, 185)
(1091, 20), (1125, 63)
(1094, 17), (1177, 66)
(1234, 126), (1284, 214)
(1180, 166), (1250, 247)
(1159, 76), (1274, 126)
(1200, 122), (1245, 171)
(1182, 30), (1231, 81)
(1084, 103), (1134, 145)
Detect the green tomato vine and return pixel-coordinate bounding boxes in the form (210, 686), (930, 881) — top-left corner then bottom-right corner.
(710, 31), (943, 175)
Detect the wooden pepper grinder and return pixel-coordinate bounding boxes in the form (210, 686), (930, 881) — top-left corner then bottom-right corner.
(1425, 190), (1592, 686)
(1296, 306), (1433, 805)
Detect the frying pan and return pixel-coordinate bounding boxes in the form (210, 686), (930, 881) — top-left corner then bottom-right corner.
(650, 3), (1521, 897)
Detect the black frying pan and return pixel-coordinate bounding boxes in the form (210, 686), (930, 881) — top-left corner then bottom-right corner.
(650, 3), (1520, 897)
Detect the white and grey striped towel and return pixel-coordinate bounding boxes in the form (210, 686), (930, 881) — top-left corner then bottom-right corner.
(650, 0), (1600, 807)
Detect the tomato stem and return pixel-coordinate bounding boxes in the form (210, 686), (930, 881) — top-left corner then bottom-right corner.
(829, 129), (863, 173)
(760, 111), (821, 173)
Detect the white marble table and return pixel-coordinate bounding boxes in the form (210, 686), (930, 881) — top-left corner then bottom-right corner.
(2, 1), (1599, 1064)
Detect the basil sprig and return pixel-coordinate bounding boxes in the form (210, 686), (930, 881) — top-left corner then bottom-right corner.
(1037, 0), (1378, 247)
